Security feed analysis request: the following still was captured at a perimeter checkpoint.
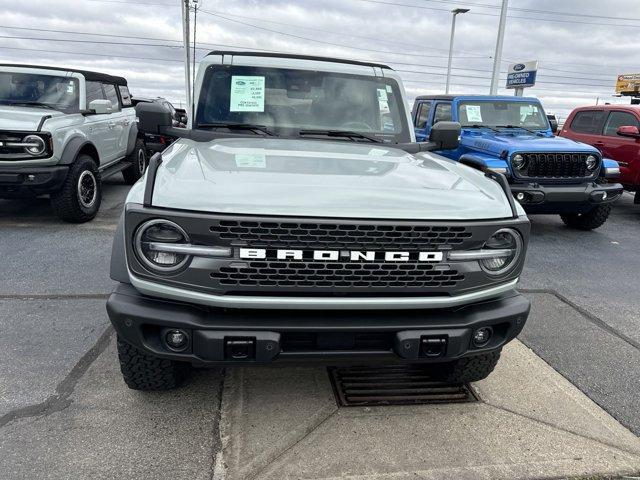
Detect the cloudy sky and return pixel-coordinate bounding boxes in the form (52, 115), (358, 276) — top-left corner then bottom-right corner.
(1, 0), (639, 120)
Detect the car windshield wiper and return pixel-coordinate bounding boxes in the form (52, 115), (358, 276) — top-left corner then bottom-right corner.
(495, 124), (542, 135)
(298, 129), (384, 143)
(196, 122), (276, 136)
(464, 124), (500, 133)
(7, 101), (56, 110)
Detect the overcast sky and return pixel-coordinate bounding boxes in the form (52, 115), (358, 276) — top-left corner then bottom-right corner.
(1, 0), (639, 120)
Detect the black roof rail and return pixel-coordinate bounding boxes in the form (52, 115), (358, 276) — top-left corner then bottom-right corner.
(205, 51), (392, 70)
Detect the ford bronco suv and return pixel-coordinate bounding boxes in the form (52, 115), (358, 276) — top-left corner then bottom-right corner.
(107, 52), (531, 391)
(0, 64), (147, 222)
(413, 95), (623, 230)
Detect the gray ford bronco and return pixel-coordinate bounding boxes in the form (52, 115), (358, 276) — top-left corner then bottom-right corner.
(107, 51), (531, 391)
(0, 65), (147, 222)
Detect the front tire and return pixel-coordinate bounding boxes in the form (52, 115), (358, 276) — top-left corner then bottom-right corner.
(435, 350), (501, 384)
(50, 155), (101, 223)
(560, 204), (611, 230)
(116, 336), (190, 391)
(122, 138), (147, 185)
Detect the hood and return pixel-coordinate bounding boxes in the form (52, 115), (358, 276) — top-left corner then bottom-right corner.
(135, 137), (515, 220)
(461, 129), (599, 156)
(0, 105), (65, 131)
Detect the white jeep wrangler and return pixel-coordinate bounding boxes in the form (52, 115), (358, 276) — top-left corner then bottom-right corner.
(0, 64), (147, 222)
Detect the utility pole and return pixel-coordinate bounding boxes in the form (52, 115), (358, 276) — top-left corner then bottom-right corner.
(445, 8), (469, 94)
(181, 0), (192, 114)
(489, 0), (508, 95)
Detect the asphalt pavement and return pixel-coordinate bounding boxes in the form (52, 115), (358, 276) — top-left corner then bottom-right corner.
(1, 178), (639, 479)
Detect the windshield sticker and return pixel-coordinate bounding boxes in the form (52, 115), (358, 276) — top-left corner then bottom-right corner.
(67, 81), (75, 93)
(386, 85), (393, 93)
(465, 105), (483, 122)
(235, 153), (266, 168)
(368, 148), (389, 156)
(230, 76), (265, 112)
(377, 88), (388, 102)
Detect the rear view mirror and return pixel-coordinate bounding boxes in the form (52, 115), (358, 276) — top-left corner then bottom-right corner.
(88, 99), (112, 114)
(617, 125), (640, 138)
(395, 122), (461, 154)
(429, 121), (461, 150)
(135, 101), (173, 134)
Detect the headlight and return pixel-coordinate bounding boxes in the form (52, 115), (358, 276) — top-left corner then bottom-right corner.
(512, 154), (525, 169)
(134, 219), (191, 273)
(479, 228), (523, 276)
(23, 134), (46, 156)
(586, 155), (598, 170)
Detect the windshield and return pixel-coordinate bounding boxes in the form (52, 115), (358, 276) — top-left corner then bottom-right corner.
(195, 65), (410, 143)
(458, 100), (548, 130)
(0, 72), (80, 113)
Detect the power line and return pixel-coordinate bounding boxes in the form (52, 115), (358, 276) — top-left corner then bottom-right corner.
(356, 0), (640, 29)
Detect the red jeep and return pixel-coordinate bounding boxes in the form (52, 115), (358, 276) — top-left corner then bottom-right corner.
(560, 105), (640, 201)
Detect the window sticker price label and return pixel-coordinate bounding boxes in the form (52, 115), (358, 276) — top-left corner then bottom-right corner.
(230, 76), (265, 112)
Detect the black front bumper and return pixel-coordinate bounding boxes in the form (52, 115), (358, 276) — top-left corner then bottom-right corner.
(107, 283), (531, 366)
(0, 165), (68, 198)
(510, 181), (623, 214)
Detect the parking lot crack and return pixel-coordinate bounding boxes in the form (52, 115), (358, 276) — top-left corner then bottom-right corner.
(482, 402), (640, 459)
(519, 288), (640, 351)
(0, 325), (114, 429)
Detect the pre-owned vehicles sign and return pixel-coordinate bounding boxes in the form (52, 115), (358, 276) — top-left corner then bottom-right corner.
(615, 74), (640, 95)
(506, 61), (538, 89)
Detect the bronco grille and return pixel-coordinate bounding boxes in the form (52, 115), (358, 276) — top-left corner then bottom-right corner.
(211, 261), (465, 290)
(208, 221), (472, 249)
(513, 153), (595, 179)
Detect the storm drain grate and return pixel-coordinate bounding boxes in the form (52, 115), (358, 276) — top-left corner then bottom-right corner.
(328, 365), (478, 407)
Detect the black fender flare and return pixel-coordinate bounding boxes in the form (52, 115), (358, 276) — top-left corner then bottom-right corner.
(125, 123), (140, 156)
(110, 213), (131, 284)
(59, 137), (99, 166)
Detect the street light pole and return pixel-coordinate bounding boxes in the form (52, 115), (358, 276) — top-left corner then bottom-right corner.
(445, 8), (469, 94)
(489, 0), (508, 95)
(181, 0), (192, 114)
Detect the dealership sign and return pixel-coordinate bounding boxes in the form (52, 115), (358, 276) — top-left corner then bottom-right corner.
(506, 60), (538, 89)
(615, 73), (640, 95)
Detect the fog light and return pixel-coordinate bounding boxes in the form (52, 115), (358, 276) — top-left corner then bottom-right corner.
(516, 192), (525, 202)
(165, 329), (188, 350)
(472, 327), (492, 347)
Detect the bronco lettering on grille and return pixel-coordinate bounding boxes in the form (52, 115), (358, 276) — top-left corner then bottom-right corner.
(238, 248), (444, 262)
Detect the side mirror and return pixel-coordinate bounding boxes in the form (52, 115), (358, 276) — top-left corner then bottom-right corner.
(135, 101), (173, 134)
(428, 121), (461, 150)
(617, 125), (640, 138)
(88, 99), (112, 114)
(547, 116), (558, 134)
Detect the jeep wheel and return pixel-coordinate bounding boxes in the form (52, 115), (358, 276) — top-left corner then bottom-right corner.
(116, 336), (190, 391)
(122, 139), (147, 185)
(50, 155), (101, 223)
(560, 204), (611, 231)
(433, 350), (501, 384)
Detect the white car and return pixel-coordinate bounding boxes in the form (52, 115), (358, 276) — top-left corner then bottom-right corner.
(0, 64), (147, 222)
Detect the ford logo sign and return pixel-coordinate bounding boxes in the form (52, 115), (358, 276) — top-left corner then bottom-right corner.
(513, 63), (526, 71)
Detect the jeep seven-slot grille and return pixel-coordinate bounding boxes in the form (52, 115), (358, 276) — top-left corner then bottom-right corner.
(208, 221), (472, 249)
(515, 153), (594, 179)
(210, 261), (465, 290)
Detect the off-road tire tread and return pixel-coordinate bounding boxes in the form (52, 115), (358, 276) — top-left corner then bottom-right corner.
(560, 204), (611, 231)
(117, 336), (189, 391)
(439, 350), (501, 384)
(122, 138), (147, 185)
(50, 155), (101, 223)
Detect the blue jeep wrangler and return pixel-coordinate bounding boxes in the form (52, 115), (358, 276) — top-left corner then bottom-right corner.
(412, 95), (623, 230)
